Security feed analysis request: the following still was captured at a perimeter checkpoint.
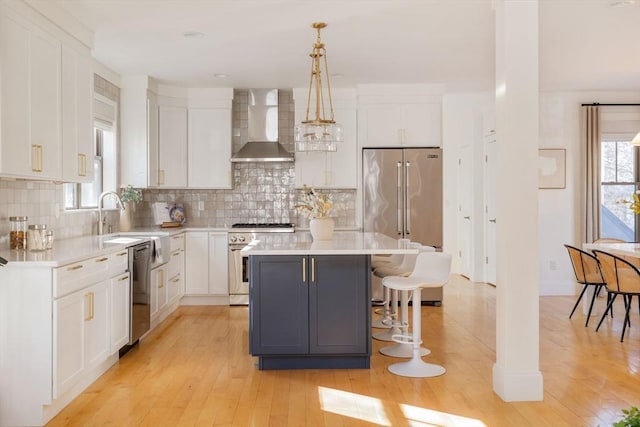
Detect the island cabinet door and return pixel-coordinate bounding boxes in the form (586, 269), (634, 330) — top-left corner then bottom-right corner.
(308, 255), (371, 355)
(249, 255), (309, 355)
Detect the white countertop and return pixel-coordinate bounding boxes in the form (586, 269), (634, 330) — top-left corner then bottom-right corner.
(242, 231), (418, 255)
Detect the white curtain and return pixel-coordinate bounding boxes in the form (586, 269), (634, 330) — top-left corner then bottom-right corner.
(583, 105), (600, 243)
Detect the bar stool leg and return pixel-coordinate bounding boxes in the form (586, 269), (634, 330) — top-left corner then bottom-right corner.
(380, 289), (429, 357)
(373, 289), (400, 341)
(388, 288), (446, 378)
(372, 285), (392, 329)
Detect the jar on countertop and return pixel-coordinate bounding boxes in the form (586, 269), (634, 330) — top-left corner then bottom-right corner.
(27, 224), (47, 252)
(9, 216), (28, 250)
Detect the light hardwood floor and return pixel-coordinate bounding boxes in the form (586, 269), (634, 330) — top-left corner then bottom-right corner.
(47, 275), (640, 427)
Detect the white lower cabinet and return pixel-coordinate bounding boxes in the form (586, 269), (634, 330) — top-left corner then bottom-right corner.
(184, 231), (228, 304)
(53, 279), (109, 399)
(110, 272), (131, 353)
(150, 265), (167, 320)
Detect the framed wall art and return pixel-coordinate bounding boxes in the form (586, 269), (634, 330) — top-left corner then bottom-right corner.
(539, 148), (566, 189)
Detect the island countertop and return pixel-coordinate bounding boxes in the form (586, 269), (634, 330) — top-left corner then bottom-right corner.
(242, 231), (418, 255)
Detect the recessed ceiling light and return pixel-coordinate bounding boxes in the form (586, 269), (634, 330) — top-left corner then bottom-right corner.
(610, 0), (635, 7)
(214, 73), (228, 79)
(182, 31), (205, 39)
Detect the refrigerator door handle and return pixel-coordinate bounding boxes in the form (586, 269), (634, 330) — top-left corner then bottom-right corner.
(397, 161), (403, 235)
(405, 160), (411, 236)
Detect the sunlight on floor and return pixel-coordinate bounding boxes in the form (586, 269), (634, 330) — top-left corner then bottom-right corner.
(318, 386), (487, 427)
(401, 404), (488, 427)
(318, 387), (391, 425)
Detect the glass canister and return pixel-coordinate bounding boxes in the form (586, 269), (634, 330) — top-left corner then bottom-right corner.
(44, 230), (54, 250)
(9, 216), (28, 250)
(27, 224), (47, 251)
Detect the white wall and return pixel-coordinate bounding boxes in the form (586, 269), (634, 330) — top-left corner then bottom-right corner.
(539, 90), (640, 295)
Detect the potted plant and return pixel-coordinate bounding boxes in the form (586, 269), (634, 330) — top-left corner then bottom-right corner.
(119, 185), (142, 231)
(613, 406), (640, 427)
(295, 185), (334, 240)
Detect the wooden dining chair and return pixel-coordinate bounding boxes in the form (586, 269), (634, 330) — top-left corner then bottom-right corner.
(564, 244), (608, 327)
(592, 249), (640, 342)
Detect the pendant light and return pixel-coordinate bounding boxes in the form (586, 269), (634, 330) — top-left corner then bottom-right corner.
(295, 22), (342, 152)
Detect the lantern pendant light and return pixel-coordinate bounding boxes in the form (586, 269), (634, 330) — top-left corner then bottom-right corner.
(295, 22), (342, 152)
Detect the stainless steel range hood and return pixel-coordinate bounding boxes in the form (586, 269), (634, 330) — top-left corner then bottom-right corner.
(231, 89), (294, 162)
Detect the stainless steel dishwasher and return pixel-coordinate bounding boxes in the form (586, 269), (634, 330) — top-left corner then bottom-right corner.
(120, 241), (152, 357)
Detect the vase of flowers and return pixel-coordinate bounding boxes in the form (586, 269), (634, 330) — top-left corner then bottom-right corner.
(295, 185), (335, 240)
(119, 185), (142, 232)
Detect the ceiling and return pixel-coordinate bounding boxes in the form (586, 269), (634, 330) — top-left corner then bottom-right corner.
(27, 0), (640, 92)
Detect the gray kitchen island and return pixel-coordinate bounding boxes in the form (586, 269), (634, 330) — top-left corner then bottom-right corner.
(243, 231), (417, 370)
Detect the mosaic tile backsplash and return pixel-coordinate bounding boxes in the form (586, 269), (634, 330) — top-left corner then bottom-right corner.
(0, 89), (356, 246)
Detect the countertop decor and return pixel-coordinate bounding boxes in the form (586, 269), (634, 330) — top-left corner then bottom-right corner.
(295, 186), (335, 240)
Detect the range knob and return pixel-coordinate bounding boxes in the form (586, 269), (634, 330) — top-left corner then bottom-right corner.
(237, 235), (246, 243)
(229, 235), (237, 243)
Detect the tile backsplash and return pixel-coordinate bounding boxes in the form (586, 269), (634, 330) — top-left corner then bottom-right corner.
(0, 89), (356, 247)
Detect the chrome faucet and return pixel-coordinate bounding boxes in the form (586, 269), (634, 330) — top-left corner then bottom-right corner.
(98, 191), (125, 235)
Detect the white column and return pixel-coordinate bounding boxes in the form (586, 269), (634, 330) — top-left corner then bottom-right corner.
(492, 0), (543, 401)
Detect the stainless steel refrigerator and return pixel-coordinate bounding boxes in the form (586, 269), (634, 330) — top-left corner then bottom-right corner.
(363, 147), (443, 303)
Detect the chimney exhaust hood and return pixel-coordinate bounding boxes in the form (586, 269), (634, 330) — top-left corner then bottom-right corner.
(230, 89), (294, 162)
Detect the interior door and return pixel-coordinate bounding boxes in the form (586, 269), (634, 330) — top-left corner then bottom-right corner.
(458, 145), (473, 278)
(484, 135), (497, 285)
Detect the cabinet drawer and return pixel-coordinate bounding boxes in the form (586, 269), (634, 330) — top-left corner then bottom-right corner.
(109, 249), (129, 276)
(168, 248), (184, 280)
(170, 233), (185, 252)
(54, 252), (115, 298)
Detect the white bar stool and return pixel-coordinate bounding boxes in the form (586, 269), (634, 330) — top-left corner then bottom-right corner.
(379, 245), (436, 357)
(383, 252), (452, 378)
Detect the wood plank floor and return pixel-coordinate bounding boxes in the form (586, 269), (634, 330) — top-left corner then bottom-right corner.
(47, 275), (640, 427)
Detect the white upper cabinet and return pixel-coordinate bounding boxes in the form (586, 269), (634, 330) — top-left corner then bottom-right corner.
(188, 108), (231, 188)
(61, 43), (94, 182)
(0, 4), (62, 180)
(120, 76), (158, 188)
(158, 102), (187, 187)
(357, 85), (443, 148)
(293, 88), (357, 189)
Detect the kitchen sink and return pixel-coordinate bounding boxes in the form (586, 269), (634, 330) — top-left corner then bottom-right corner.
(102, 236), (144, 245)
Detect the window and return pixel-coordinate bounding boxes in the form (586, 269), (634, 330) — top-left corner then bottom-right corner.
(65, 94), (118, 210)
(600, 137), (639, 241)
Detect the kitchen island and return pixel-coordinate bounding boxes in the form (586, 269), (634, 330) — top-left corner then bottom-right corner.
(243, 231), (417, 370)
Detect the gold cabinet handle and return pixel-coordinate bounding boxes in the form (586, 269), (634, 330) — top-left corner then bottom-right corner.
(172, 252), (180, 257)
(302, 257), (306, 283)
(67, 264), (83, 271)
(78, 153), (87, 177)
(31, 144), (43, 172)
(118, 275), (129, 282)
(95, 257), (109, 263)
(116, 251), (127, 257)
(311, 257), (316, 283)
(85, 292), (94, 321)
(171, 277), (180, 283)
(84, 293), (92, 321)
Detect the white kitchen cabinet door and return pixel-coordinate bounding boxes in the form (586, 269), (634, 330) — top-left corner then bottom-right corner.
(294, 106), (357, 189)
(158, 106), (187, 187)
(61, 44), (94, 183)
(188, 108), (232, 189)
(358, 103), (441, 148)
(53, 287), (86, 398)
(151, 265), (168, 318)
(401, 103), (441, 147)
(185, 232), (209, 294)
(110, 272), (130, 353)
(85, 280), (110, 370)
(208, 232), (229, 296)
(0, 9), (61, 180)
(167, 271), (183, 304)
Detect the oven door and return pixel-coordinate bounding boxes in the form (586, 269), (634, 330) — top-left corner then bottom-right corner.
(228, 245), (249, 305)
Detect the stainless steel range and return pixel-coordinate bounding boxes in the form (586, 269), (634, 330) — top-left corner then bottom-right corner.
(228, 223), (295, 305)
